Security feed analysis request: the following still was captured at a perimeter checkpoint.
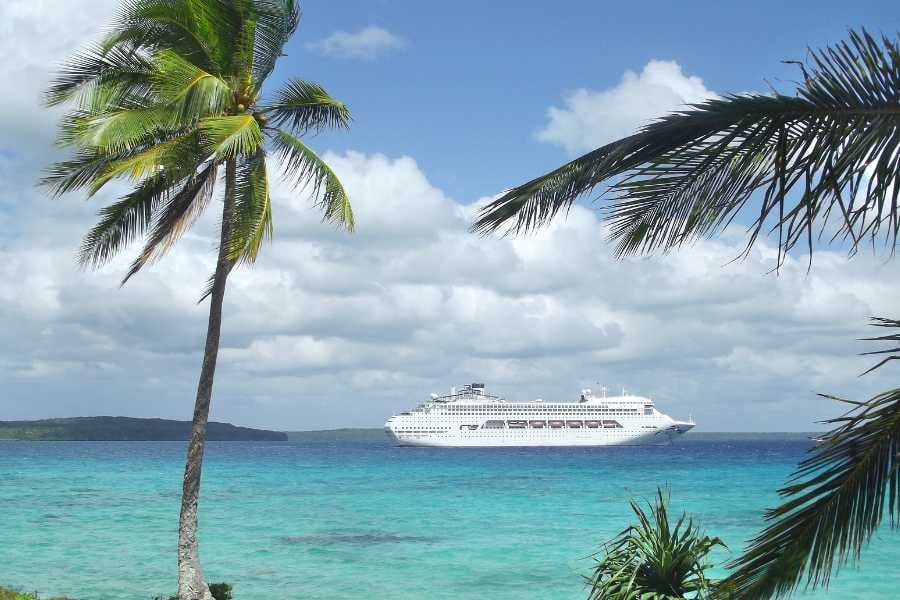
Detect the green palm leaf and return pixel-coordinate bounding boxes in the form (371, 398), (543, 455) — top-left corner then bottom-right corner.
(78, 175), (171, 268)
(226, 150), (273, 264)
(860, 317), (900, 375)
(43, 148), (130, 197)
(152, 49), (232, 118)
(105, 0), (237, 73)
(123, 161), (219, 283)
(263, 79), (352, 134)
(473, 30), (900, 267)
(61, 107), (176, 153)
(88, 132), (201, 194)
(250, 0), (299, 84)
(45, 43), (154, 107)
(718, 318), (900, 599)
(200, 114), (264, 158)
(721, 399), (900, 597)
(272, 129), (354, 230)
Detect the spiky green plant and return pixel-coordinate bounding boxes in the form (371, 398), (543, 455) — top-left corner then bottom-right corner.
(587, 488), (725, 600)
(472, 28), (900, 599)
(43, 2), (353, 598)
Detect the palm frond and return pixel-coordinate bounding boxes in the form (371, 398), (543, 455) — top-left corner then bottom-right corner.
(122, 161), (218, 283)
(42, 149), (127, 197)
(226, 150), (272, 263)
(262, 79), (351, 134)
(719, 317), (900, 599)
(152, 49), (232, 118)
(106, 0), (238, 74)
(860, 317), (900, 375)
(200, 114), (264, 158)
(59, 107), (175, 154)
(588, 487), (725, 600)
(89, 133), (201, 194)
(272, 129), (354, 230)
(45, 42), (153, 107)
(473, 30), (900, 267)
(250, 0), (299, 84)
(720, 388), (900, 599)
(77, 175), (172, 268)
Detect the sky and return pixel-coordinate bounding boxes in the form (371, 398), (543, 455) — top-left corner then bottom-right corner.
(1, 0), (899, 431)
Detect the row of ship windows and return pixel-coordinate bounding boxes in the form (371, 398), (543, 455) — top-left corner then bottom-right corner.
(443, 404), (643, 408)
(436, 412), (647, 416)
(395, 431), (637, 436)
(441, 407), (644, 412)
(395, 419), (630, 431)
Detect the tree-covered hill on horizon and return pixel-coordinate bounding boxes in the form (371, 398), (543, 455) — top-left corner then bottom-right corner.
(0, 416), (286, 441)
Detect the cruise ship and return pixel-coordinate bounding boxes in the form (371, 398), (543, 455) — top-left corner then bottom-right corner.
(384, 383), (694, 447)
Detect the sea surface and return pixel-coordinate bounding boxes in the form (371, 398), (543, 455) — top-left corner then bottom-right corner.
(1, 433), (896, 599)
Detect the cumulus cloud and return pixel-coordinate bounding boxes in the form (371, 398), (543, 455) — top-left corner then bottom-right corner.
(2, 142), (898, 431)
(307, 25), (405, 60)
(1, 2), (896, 433)
(537, 60), (718, 154)
(0, 0), (119, 151)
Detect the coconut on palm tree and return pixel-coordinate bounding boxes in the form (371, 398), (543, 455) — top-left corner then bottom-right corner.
(474, 30), (900, 599)
(43, 1), (353, 598)
(587, 488), (725, 600)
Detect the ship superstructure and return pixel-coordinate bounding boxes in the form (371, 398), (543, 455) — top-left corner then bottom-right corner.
(384, 383), (694, 447)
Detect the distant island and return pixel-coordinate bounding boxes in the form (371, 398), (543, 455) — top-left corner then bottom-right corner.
(0, 416), (287, 441)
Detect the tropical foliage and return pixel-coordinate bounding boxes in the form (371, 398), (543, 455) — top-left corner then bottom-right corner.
(472, 30), (899, 270)
(45, 0), (353, 278)
(472, 28), (900, 599)
(44, 1), (353, 598)
(587, 488), (725, 600)
(718, 319), (900, 599)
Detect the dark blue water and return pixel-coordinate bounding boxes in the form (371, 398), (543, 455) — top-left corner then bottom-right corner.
(0, 435), (894, 599)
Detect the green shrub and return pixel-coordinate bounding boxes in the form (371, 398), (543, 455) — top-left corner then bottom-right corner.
(0, 588), (73, 600)
(163, 582), (233, 600)
(208, 583), (232, 600)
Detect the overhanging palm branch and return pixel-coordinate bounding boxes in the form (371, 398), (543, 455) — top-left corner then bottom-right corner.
(588, 487), (725, 600)
(473, 30), (900, 267)
(718, 317), (900, 599)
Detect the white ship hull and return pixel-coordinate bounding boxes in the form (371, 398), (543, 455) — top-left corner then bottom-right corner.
(385, 384), (694, 448)
(385, 427), (689, 447)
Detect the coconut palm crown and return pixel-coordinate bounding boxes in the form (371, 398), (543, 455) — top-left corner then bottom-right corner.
(45, 0), (353, 280)
(43, 2), (353, 598)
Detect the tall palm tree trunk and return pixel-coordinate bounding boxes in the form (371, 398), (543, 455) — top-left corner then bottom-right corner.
(177, 160), (236, 600)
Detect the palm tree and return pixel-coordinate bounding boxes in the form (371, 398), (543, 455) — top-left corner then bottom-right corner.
(474, 29), (900, 599)
(43, 2), (353, 598)
(587, 488), (725, 600)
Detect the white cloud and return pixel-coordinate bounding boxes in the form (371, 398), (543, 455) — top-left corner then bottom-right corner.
(0, 0), (119, 150)
(307, 25), (405, 60)
(537, 60), (718, 154)
(0, 2), (896, 434)
(2, 144), (898, 431)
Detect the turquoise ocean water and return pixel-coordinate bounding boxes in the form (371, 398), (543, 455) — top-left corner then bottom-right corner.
(1, 434), (896, 599)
